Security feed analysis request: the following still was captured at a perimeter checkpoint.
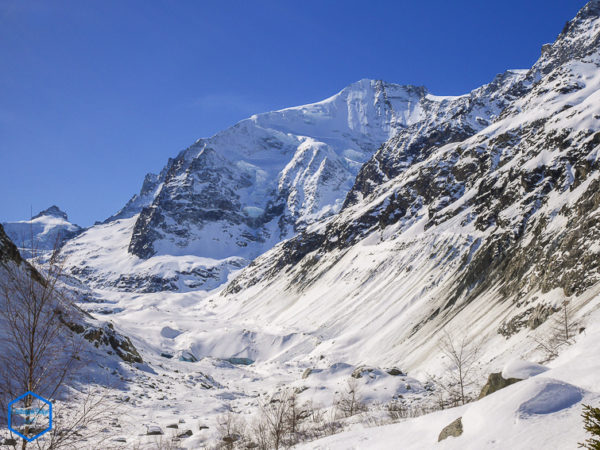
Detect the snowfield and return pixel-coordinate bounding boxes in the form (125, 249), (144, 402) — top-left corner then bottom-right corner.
(296, 306), (600, 449)
(55, 279), (599, 449)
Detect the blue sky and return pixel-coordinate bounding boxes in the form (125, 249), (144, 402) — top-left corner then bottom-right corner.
(0, 0), (588, 226)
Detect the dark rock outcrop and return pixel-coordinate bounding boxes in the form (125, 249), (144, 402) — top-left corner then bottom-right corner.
(0, 223), (24, 265)
(64, 320), (143, 364)
(478, 373), (522, 399)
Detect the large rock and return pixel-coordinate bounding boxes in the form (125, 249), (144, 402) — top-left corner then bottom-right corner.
(351, 365), (376, 379)
(178, 430), (193, 438)
(146, 425), (163, 436)
(63, 320), (143, 364)
(478, 372), (522, 399)
(438, 417), (463, 441)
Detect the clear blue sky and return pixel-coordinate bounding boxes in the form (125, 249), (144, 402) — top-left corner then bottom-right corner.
(0, 0), (588, 226)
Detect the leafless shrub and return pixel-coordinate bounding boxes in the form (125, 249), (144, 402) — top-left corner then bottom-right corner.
(216, 411), (247, 450)
(300, 399), (331, 441)
(535, 299), (580, 362)
(425, 373), (461, 409)
(336, 379), (367, 418)
(386, 399), (407, 421)
(130, 432), (181, 450)
(320, 405), (343, 437)
(256, 390), (295, 449)
(151, 431), (182, 450)
(283, 391), (310, 446)
(249, 414), (270, 450)
(243, 389), (341, 449)
(437, 328), (482, 405)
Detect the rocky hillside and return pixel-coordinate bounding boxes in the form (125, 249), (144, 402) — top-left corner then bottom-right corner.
(0, 223), (26, 266)
(218, 0), (600, 369)
(0, 224), (142, 369)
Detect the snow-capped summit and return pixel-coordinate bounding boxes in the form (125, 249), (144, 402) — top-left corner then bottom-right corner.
(32, 205), (69, 221)
(61, 75), (526, 292)
(2, 206), (82, 255)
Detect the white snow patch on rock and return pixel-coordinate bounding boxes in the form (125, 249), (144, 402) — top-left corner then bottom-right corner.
(502, 359), (549, 380)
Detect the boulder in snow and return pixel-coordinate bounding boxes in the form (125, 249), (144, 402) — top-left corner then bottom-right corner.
(438, 417), (463, 441)
(178, 429), (193, 438)
(478, 372), (522, 399)
(146, 425), (163, 436)
(386, 367), (405, 376)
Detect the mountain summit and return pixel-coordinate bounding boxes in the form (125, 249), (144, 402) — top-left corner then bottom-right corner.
(32, 205), (70, 221)
(2, 206), (81, 255)
(61, 74), (525, 292)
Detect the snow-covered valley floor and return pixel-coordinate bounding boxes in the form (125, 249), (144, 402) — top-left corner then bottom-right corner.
(67, 280), (600, 449)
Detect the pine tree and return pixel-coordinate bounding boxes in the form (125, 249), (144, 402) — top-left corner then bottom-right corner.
(579, 404), (600, 449)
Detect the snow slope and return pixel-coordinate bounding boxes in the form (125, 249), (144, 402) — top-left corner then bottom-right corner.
(296, 298), (600, 450)
(61, 216), (245, 293)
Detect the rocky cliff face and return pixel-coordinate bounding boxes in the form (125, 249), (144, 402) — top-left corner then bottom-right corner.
(344, 70), (528, 206)
(218, 1), (600, 365)
(0, 223), (24, 266)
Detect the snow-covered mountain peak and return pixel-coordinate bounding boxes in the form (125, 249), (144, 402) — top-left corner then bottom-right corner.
(62, 69), (531, 292)
(2, 206), (82, 255)
(574, 0), (600, 22)
(32, 205), (69, 221)
(252, 79), (431, 141)
(530, 0), (600, 78)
